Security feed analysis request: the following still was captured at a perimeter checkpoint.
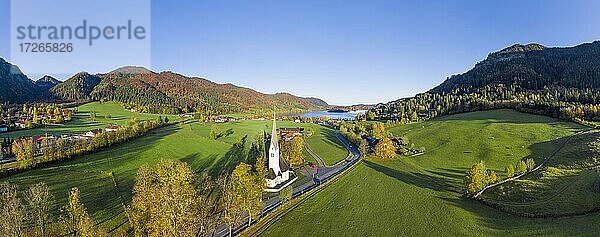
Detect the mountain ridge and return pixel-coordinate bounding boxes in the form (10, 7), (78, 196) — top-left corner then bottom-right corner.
(374, 40), (600, 123)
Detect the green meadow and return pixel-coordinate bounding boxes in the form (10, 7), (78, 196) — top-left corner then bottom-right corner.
(0, 102), (348, 232)
(2, 102), (180, 138)
(483, 130), (600, 217)
(263, 109), (600, 236)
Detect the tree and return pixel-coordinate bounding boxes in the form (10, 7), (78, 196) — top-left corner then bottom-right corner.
(359, 138), (369, 157)
(60, 187), (104, 237)
(371, 122), (386, 139)
(210, 125), (218, 140)
(464, 162), (486, 194)
(0, 182), (26, 237)
(33, 107), (39, 124)
(196, 173), (219, 237)
(231, 162), (263, 227)
(516, 160), (528, 175)
(525, 158), (536, 171)
(128, 159), (200, 237)
(219, 175), (244, 237)
(280, 137), (304, 168)
(279, 186), (293, 205)
(374, 137), (396, 159)
(505, 165), (515, 177)
(489, 170), (498, 184)
(25, 182), (54, 237)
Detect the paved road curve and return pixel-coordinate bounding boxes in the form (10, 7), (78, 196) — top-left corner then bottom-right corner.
(213, 132), (361, 237)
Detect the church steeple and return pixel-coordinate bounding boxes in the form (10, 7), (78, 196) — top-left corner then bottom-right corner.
(270, 111), (278, 150)
(265, 109), (295, 191)
(268, 111), (281, 175)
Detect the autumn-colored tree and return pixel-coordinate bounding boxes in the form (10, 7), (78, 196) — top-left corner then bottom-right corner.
(374, 137), (396, 159)
(128, 159), (200, 237)
(60, 187), (104, 237)
(525, 158), (536, 171)
(489, 170), (498, 184)
(505, 165), (515, 177)
(231, 162), (263, 227)
(359, 138), (369, 157)
(0, 182), (26, 237)
(516, 160), (528, 174)
(464, 162), (486, 194)
(196, 173), (219, 237)
(25, 182), (54, 237)
(281, 137), (304, 168)
(33, 107), (39, 124)
(371, 122), (386, 139)
(219, 175), (244, 237)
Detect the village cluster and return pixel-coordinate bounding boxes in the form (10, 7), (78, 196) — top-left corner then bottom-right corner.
(0, 124), (121, 160)
(0, 104), (73, 132)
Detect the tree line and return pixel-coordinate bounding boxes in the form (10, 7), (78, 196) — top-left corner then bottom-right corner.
(2, 157), (269, 236)
(4, 117), (168, 177)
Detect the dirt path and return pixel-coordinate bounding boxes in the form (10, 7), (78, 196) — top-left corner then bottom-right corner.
(304, 142), (326, 167)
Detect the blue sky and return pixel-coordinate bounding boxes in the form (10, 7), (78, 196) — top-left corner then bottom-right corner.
(1, 0), (600, 105)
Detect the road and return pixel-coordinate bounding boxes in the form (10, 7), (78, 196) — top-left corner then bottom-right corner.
(213, 132), (361, 237)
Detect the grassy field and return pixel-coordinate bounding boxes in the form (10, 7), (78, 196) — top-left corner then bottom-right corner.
(1, 102), (180, 138)
(3, 121), (248, 231)
(0, 104), (346, 232)
(262, 109), (600, 236)
(483, 130), (600, 216)
(303, 124), (348, 166)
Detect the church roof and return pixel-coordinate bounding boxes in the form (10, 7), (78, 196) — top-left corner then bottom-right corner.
(267, 168), (277, 179)
(279, 156), (289, 172)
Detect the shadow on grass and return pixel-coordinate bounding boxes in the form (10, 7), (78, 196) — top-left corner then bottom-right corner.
(364, 160), (452, 192)
(208, 135), (248, 177)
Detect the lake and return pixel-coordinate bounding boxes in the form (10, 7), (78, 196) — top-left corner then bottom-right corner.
(292, 110), (366, 120)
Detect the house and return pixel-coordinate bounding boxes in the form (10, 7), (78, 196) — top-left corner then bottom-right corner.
(0, 125), (7, 133)
(105, 125), (120, 132)
(15, 121), (26, 129)
(214, 116), (236, 123)
(83, 129), (103, 138)
(390, 137), (408, 147)
(278, 127), (304, 141)
(362, 135), (378, 148)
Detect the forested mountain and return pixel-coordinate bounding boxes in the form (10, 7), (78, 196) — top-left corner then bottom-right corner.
(0, 57), (327, 114)
(50, 66), (328, 114)
(50, 72), (101, 101)
(34, 75), (61, 91)
(0, 58), (44, 103)
(299, 97), (329, 107)
(431, 42), (600, 93)
(373, 41), (600, 123)
(88, 69), (327, 114)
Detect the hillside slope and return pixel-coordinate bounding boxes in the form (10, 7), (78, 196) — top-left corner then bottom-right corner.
(53, 67), (328, 114)
(0, 57), (327, 114)
(431, 42), (600, 93)
(373, 41), (600, 123)
(35, 75), (61, 91)
(0, 58), (44, 103)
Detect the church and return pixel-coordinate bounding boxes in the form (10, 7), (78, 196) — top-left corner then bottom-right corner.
(265, 114), (297, 192)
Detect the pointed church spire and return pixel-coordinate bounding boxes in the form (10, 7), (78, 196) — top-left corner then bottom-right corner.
(271, 110), (278, 149)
